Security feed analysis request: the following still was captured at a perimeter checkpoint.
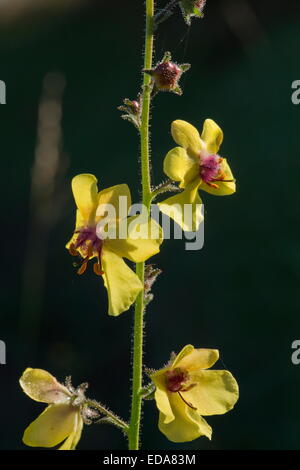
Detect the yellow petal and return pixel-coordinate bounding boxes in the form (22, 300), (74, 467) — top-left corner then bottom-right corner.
(163, 146), (198, 187)
(71, 414), (84, 449)
(200, 159), (236, 196)
(105, 217), (163, 263)
(71, 174), (98, 224)
(201, 119), (223, 154)
(102, 248), (142, 316)
(74, 209), (86, 230)
(158, 392), (212, 442)
(171, 344), (194, 366)
(151, 369), (174, 425)
(19, 368), (71, 404)
(66, 210), (86, 250)
(173, 346), (219, 371)
(97, 184), (132, 223)
(59, 412), (83, 450)
(158, 179), (203, 232)
(184, 370), (239, 416)
(171, 120), (203, 158)
(22, 403), (77, 448)
(202, 159), (236, 195)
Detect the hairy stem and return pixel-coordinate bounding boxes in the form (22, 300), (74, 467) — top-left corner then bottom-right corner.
(85, 400), (129, 433)
(150, 179), (180, 200)
(128, 0), (154, 451)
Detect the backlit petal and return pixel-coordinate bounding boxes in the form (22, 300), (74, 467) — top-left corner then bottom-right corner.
(19, 368), (71, 404)
(158, 392), (212, 442)
(106, 217), (163, 263)
(58, 412), (83, 450)
(201, 119), (223, 154)
(22, 403), (77, 448)
(151, 369), (175, 425)
(97, 184), (132, 223)
(66, 210), (86, 250)
(158, 180), (203, 232)
(71, 174), (98, 224)
(184, 369), (239, 416)
(171, 120), (203, 157)
(102, 248), (142, 316)
(163, 146), (198, 187)
(173, 346), (219, 371)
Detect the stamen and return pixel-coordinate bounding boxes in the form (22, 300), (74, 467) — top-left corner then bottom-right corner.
(69, 226), (104, 277)
(93, 262), (104, 276)
(206, 182), (219, 189)
(77, 261), (88, 275)
(211, 178), (234, 183)
(86, 244), (94, 258)
(69, 244), (78, 256)
(178, 391), (197, 410)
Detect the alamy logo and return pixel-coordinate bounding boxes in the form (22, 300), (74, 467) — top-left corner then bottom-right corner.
(291, 80), (300, 105)
(95, 201), (205, 251)
(0, 81), (6, 104)
(291, 340), (300, 365)
(0, 340), (6, 364)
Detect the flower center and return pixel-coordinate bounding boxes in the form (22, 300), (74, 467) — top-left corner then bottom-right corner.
(165, 367), (198, 410)
(69, 226), (104, 276)
(199, 154), (222, 183)
(165, 367), (188, 392)
(199, 153), (233, 189)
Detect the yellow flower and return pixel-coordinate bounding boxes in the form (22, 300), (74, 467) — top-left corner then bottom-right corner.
(20, 368), (83, 450)
(67, 174), (163, 316)
(159, 119), (236, 231)
(151, 344), (239, 443)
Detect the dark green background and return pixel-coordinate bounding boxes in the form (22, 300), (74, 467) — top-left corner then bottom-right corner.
(1, 0), (300, 450)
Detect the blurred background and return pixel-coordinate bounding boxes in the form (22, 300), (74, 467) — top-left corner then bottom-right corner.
(1, 0), (300, 450)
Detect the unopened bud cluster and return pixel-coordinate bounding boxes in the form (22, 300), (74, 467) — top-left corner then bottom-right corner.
(118, 96), (142, 129)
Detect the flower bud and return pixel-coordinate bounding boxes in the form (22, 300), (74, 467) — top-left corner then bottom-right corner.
(118, 96), (142, 129)
(180, 0), (206, 25)
(152, 61), (182, 91)
(124, 99), (140, 115)
(144, 52), (190, 96)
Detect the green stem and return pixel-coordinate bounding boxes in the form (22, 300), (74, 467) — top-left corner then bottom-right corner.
(128, 0), (154, 451)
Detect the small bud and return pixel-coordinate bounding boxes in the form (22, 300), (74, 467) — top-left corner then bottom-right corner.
(124, 98), (140, 115)
(144, 292), (154, 308)
(145, 264), (162, 292)
(144, 52), (190, 96)
(180, 0), (206, 25)
(118, 95), (142, 129)
(82, 406), (101, 425)
(144, 264), (162, 307)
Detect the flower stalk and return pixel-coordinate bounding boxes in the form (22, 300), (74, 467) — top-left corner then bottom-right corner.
(128, 0), (154, 451)
(84, 400), (129, 433)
